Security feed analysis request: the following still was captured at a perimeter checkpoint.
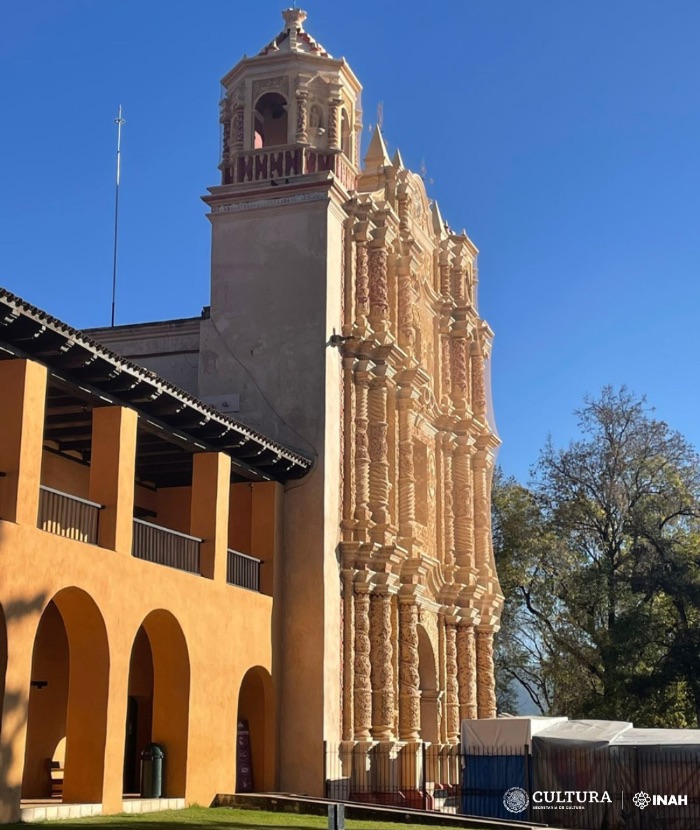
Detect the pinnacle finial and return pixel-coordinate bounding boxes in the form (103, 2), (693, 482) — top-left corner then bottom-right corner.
(282, 7), (307, 30)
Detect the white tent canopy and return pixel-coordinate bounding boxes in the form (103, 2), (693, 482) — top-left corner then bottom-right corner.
(461, 716), (567, 750)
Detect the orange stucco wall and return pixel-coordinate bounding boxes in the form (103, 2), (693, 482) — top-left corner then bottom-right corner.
(0, 359), (280, 822)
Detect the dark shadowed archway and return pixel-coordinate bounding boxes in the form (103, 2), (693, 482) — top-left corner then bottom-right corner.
(22, 588), (110, 803)
(236, 666), (275, 792)
(128, 610), (190, 798)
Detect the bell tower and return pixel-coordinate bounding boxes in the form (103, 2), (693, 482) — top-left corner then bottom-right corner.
(217, 7), (361, 189)
(200, 8), (363, 795)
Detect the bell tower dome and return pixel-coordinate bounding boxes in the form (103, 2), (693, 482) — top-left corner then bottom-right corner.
(219, 7), (362, 188)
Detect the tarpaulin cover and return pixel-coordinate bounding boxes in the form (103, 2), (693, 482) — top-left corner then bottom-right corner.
(461, 716), (568, 750)
(461, 752), (532, 820)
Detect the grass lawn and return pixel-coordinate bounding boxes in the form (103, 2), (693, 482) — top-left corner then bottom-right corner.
(9, 805), (494, 830)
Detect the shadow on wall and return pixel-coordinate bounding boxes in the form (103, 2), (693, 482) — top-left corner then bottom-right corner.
(0, 570), (48, 820)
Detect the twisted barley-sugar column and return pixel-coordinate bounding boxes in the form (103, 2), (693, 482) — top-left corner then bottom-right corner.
(342, 570), (355, 741)
(368, 372), (390, 530)
(295, 88), (308, 144)
(476, 627), (497, 718)
(450, 335), (469, 407)
(397, 397), (415, 538)
(445, 622), (460, 743)
(398, 600), (421, 742)
(353, 365), (371, 539)
(353, 587), (372, 740)
(327, 95), (342, 150)
(397, 258), (415, 349)
(370, 591), (395, 740)
(457, 623), (478, 721)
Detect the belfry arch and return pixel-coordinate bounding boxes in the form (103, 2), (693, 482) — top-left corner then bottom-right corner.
(254, 92), (289, 148)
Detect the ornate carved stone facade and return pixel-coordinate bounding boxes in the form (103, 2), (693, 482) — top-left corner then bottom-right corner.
(210, 6), (503, 781)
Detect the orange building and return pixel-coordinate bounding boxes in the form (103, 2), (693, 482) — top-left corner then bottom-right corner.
(0, 289), (311, 822)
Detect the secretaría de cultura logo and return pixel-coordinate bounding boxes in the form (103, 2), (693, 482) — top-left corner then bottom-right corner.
(503, 788), (689, 814)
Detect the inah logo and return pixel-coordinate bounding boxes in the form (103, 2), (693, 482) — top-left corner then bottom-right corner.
(633, 792), (651, 810)
(503, 787), (529, 813)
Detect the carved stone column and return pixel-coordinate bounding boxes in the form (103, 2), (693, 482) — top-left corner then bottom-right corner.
(473, 449), (492, 581)
(295, 88), (309, 144)
(370, 591), (395, 740)
(353, 586), (372, 740)
(232, 95), (245, 153)
(368, 232), (390, 329)
(397, 393), (415, 541)
(444, 620), (460, 743)
(398, 599), (421, 742)
(453, 438), (475, 578)
(441, 336), (451, 403)
(328, 95), (342, 150)
(342, 356), (355, 538)
(442, 437), (455, 567)
(342, 570), (355, 741)
(353, 363), (371, 542)
(457, 623), (478, 721)
(353, 221), (370, 324)
(476, 627), (497, 718)
(397, 255), (415, 349)
(439, 244), (451, 298)
(450, 334), (469, 410)
(368, 367), (390, 535)
(471, 342), (486, 419)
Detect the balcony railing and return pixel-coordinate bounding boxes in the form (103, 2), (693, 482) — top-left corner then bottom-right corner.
(227, 145), (357, 191)
(38, 485), (102, 545)
(132, 518), (201, 574)
(227, 549), (262, 592)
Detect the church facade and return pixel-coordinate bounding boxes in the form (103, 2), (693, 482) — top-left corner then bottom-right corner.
(92, 8), (503, 795)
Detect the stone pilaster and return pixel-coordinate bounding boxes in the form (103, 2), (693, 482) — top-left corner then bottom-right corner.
(342, 570), (355, 741)
(398, 599), (420, 742)
(353, 362), (371, 542)
(370, 591), (395, 740)
(397, 255), (415, 349)
(444, 620), (460, 743)
(342, 356), (355, 537)
(476, 627), (497, 718)
(353, 585), (372, 740)
(457, 623), (478, 721)
(439, 243), (451, 298)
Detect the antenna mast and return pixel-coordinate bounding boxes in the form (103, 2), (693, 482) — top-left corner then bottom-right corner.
(111, 105), (125, 327)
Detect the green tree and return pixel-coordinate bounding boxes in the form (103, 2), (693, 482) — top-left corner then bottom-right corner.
(494, 386), (700, 725)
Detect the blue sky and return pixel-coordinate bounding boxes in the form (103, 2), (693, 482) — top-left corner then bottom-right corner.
(2, 0), (700, 482)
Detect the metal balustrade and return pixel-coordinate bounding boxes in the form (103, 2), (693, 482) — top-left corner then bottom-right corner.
(132, 518), (201, 574)
(38, 485), (101, 544)
(227, 549), (262, 591)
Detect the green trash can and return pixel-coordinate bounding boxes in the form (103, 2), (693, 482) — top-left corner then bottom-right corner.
(140, 743), (164, 798)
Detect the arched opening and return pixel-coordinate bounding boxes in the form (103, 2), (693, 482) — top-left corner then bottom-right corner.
(122, 628), (154, 795)
(22, 588), (109, 803)
(254, 93), (288, 148)
(417, 625), (439, 743)
(236, 666), (274, 793)
(341, 108), (351, 158)
(124, 610), (190, 798)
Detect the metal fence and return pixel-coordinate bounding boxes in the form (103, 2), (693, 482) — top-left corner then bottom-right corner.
(38, 485), (101, 544)
(132, 518), (201, 574)
(227, 549), (262, 591)
(324, 742), (462, 814)
(325, 742), (700, 830)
